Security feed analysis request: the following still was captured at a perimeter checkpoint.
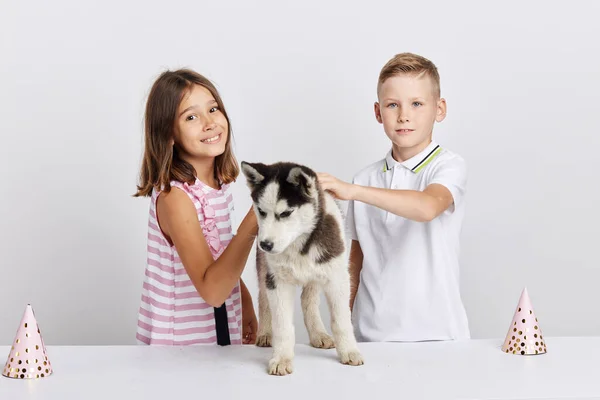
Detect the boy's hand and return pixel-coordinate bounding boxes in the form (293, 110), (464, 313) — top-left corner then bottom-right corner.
(317, 173), (356, 200)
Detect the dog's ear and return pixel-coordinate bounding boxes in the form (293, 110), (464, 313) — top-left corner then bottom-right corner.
(287, 166), (316, 197)
(241, 161), (265, 189)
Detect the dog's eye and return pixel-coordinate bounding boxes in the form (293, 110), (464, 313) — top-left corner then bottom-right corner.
(279, 210), (294, 218)
(257, 208), (267, 217)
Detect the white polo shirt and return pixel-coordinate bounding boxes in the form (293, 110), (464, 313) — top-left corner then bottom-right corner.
(346, 140), (470, 342)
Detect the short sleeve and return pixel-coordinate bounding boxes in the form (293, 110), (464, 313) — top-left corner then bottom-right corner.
(428, 155), (467, 213)
(344, 175), (360, 241)
(345, 199), (358, 241)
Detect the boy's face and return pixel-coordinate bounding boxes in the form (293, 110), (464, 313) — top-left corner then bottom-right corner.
(375, 73), (446, 160)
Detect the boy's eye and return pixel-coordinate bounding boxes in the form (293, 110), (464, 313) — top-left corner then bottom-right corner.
(387, 103), (397, 108)
(412, 102), (422, 107)
(279, 210), (294, 218)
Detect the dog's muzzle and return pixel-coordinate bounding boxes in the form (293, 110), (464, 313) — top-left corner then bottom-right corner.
(259, 240), (274, 252)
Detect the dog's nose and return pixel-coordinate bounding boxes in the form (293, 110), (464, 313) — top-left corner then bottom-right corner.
(259, 240), (274, 252)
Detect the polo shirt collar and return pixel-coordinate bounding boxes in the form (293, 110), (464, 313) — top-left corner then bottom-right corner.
(383, 140), (442, 174)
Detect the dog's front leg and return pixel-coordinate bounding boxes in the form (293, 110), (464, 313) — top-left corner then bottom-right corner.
(266, 280), (296, 375)
(324, 266), (364, 366)
(301, 283), (334, 349)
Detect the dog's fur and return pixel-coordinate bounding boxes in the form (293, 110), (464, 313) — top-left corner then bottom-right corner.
(241, 161), (364, 376)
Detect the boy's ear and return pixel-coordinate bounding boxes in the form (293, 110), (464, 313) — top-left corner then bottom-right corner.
(241, 161), (265, 189)
(287, 167), (316, 198)
(374, 102), (383, 124)
(436, 98), (447, 122)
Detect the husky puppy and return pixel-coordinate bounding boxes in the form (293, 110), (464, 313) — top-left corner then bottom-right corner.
(241, 161), (364, 376)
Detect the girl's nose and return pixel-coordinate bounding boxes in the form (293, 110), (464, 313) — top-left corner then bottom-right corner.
(203, 117), (217, 131)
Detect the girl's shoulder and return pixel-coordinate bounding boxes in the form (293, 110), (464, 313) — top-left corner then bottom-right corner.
(152, 179), (197, 196)
(151, 180), (199, 215)
(154, 178), (234, 210)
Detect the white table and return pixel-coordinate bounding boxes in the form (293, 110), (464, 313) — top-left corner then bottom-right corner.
(1, 337), (599, 400)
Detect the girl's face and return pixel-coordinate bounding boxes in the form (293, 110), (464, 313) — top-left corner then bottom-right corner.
(173, 84), (229, 161)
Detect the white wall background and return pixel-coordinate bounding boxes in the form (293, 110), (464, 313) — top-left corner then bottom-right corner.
(1, 0), (599, 346)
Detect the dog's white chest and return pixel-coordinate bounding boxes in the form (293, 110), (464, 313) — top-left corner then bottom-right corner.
(269, 253), (329, 286)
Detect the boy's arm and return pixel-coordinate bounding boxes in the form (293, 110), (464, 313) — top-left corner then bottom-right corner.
(352, 184), (453, 222)
(318, 174), (450, 222)
(318, 158), (466, 222)
(348, 240), (363, 311)
(344, 197), (362, 311)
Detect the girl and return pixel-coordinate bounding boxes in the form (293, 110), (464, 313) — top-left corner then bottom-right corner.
(134, 69), (258, 346)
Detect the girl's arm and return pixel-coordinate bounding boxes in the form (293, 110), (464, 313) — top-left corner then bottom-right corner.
(240, 278), (254, 307)
(157, 188), (258, 307)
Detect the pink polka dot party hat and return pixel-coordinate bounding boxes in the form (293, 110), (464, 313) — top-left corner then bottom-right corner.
(502, 287), (547, 355)
(2, 304), (53, 379)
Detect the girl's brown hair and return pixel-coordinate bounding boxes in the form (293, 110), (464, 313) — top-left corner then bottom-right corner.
(134, 69), (239, 197)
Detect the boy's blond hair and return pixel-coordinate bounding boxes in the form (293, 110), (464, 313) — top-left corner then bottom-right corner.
(377, 52), (441, 98)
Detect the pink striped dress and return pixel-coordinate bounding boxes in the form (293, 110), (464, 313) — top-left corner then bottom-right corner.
(136, 178), (243, 345)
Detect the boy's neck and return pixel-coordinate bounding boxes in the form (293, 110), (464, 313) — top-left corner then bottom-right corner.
(392, 138), (433, 163)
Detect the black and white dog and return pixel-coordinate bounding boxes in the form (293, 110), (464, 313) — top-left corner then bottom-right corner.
(241, 161), (364, 376)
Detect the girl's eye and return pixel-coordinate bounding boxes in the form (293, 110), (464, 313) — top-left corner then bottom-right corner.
(186, 115), (197, 121)
(210, 107), (219, 113)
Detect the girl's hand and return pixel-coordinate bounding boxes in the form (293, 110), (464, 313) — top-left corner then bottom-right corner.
(238, 206), (258, 239)
(242, 305), (258, 344)
(317, 172), (357, 201)
(240, 279), (257, 344)
(246, 206), (258, 237)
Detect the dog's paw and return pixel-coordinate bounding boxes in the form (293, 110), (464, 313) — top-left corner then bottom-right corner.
(256, 334), (272, 347)
(340, 350), (364, 366)
(309, 332), (335, 349)
(268, 357), (294, 376)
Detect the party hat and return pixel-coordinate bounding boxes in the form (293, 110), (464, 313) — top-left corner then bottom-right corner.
(502, 288), (547, 355)
(2, 304), (53, 379)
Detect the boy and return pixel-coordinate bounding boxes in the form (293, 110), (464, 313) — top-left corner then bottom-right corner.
(318, 53), (470, 342)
